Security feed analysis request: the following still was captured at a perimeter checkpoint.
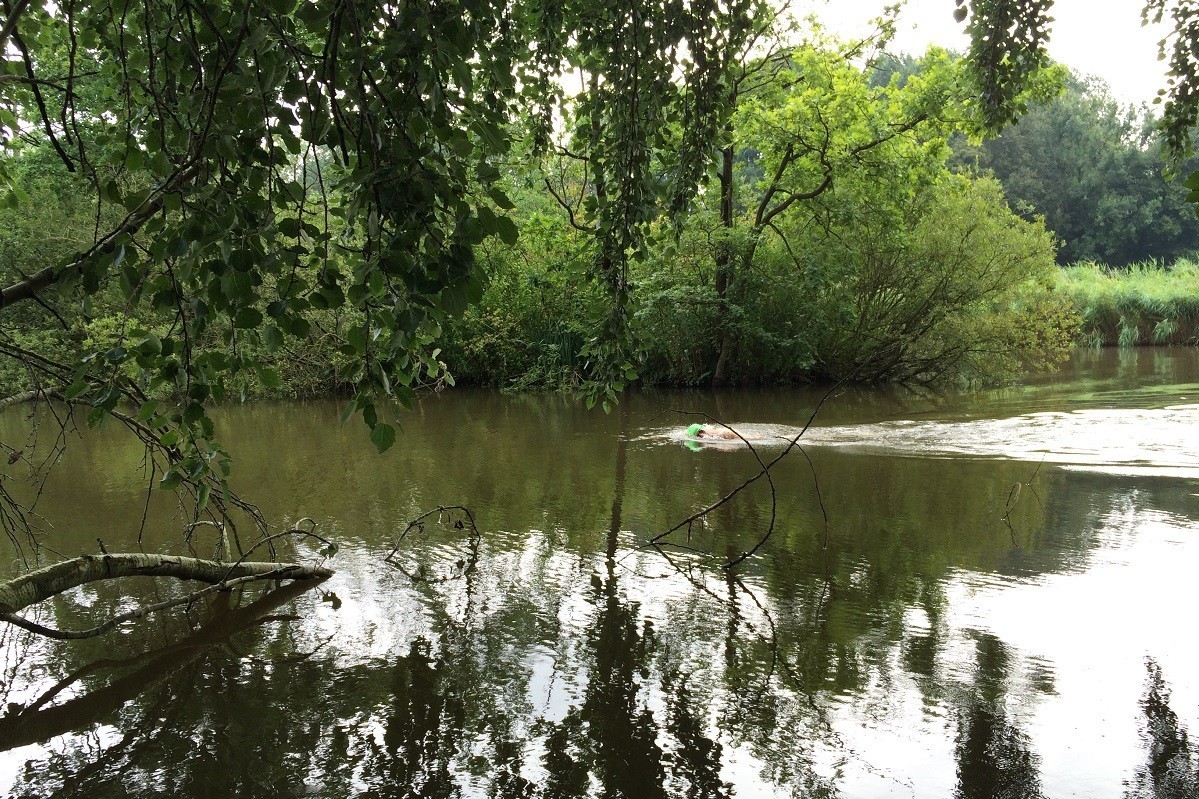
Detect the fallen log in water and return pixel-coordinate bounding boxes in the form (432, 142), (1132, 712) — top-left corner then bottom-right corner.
(0, 553), (332, 639)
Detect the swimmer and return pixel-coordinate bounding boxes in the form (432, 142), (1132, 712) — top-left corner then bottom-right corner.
(686, 422), (738, 441)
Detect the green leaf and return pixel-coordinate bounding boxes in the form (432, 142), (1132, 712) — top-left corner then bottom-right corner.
(370, 422), (396, 453)
(138, 332), (162, 355)
(124, 147), (145, 171)
(279, 217), (301, 237)
(263, 325), (283, 352)
(258, 367), (282, 388)
(221, 270), (254, 302)
(320, 284), (346, 307)
(346, 325), (367, 354)
(234, 307), (263, 328)
(183, 402), (205, 424)
(495, 216), (519, 246)
(488, 188), (515, 210)
(197, 483), (211, 510)
(441, 285), (468, 315)
(64, 379), (90, 400)
(290, 317), (312, 338)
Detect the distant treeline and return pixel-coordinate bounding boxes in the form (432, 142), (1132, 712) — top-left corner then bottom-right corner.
(940, 64), (1199, 267)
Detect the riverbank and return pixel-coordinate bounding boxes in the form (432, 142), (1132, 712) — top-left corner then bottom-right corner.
(1057, 259), (1199, 347)
(4, 260), (1196, 405)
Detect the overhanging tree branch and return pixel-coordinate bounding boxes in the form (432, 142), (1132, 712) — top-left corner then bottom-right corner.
(0, 163), (199, 313)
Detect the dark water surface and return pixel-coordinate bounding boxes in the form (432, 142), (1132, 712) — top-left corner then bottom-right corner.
(1, 348), (1198, 798)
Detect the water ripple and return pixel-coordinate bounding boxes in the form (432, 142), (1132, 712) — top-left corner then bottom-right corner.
(647, 404), (1199, 476)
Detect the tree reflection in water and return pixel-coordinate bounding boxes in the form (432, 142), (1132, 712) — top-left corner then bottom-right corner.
(954, 632), (1045, 799)
(1124, 659), (1199, 799)
(0, 580), (325, 797)
(535, 397), (720, 799)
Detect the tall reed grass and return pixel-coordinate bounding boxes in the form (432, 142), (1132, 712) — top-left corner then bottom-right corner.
(1057, 258), (1199, 346)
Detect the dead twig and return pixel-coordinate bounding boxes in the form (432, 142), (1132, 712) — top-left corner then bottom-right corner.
(385, 504), (478, 562)
(1001, 455), (1047, 542)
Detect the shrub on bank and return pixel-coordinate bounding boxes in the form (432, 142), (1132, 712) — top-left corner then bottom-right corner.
(439, 217), (603, 390)
(437, 177), (1078, 389)
(1058, 260), (1199, 346)
(791, 177), (1079, 385)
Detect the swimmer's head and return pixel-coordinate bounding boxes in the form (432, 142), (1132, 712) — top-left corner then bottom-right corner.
(686, 423), (704, 438)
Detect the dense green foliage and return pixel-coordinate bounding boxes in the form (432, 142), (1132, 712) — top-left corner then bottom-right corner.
(434, 43), (1076, 389)
(956, 0), (1054, 130)
(1058, 260), (1199, 347)
(0, 27), (1082, 406)
(952, 74), (1199, 266)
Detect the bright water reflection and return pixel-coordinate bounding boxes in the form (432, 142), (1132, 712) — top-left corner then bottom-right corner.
(1, 347), (1198, 797)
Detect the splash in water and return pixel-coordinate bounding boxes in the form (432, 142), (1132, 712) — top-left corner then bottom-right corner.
(647, 405), (1199, 477)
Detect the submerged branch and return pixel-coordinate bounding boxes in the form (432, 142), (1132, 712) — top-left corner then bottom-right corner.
(0, 579), (320, 751)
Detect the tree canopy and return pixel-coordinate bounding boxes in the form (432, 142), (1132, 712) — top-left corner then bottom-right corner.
(953, 73), (1199, 266)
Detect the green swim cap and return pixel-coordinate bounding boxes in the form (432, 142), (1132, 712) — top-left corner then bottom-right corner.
(686, 423), (704, 438)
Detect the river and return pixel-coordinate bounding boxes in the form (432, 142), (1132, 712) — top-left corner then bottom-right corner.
(1, 347), (1197, 798)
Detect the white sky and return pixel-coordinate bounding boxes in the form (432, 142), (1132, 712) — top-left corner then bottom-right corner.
(819, 0), (1171, 106)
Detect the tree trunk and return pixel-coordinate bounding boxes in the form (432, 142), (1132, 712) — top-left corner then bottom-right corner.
(0, 553), (331, 617)
(713, 138), (736, 386)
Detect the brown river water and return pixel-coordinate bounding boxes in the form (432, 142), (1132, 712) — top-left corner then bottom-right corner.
(0, 347), (1197, 798)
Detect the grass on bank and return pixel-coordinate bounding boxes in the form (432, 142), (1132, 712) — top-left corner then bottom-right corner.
(1058, 259), (1199, 347)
